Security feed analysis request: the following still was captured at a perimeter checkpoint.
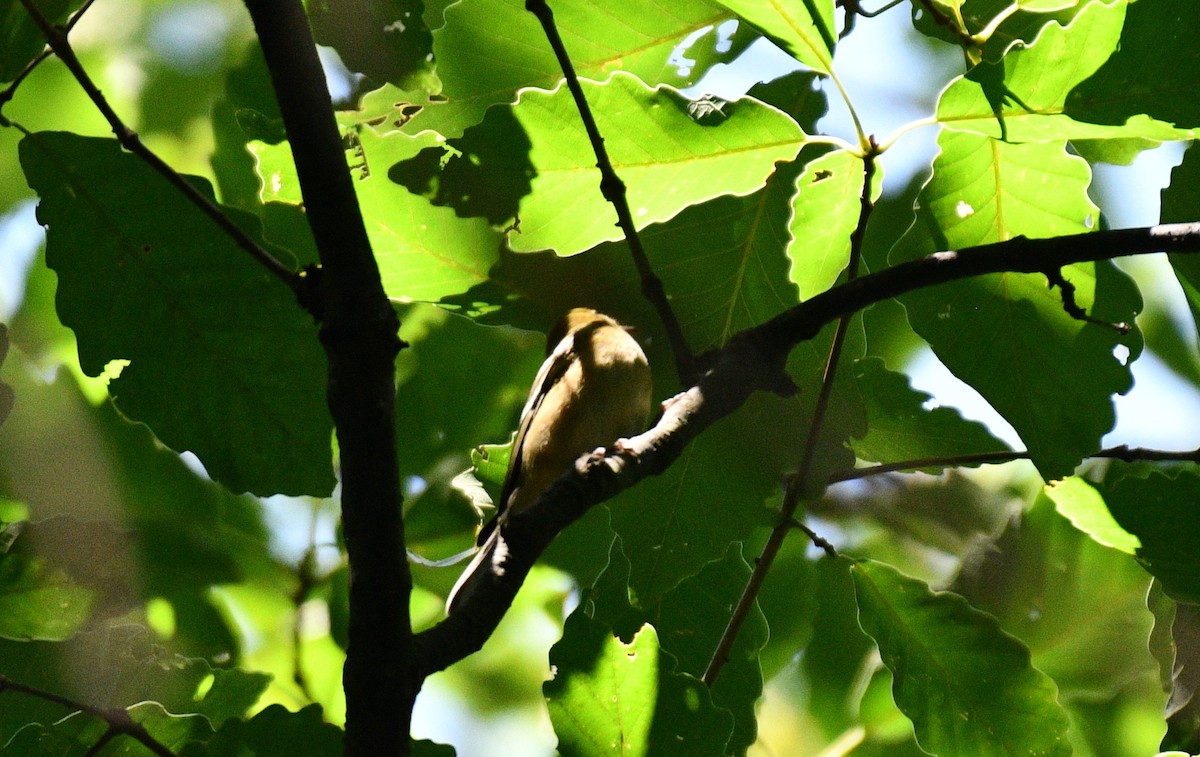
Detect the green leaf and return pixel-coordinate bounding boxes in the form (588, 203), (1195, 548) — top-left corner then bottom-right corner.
(796, 558), (878, 739)
(712, 0), (837, 74)
(18, 132), (334, 497)
(0, 625), (264, 748)
(936, 0), (1185, 144)
(194, 668), (273, 731)
(655, 545), (765, 754)
(1102, 469), (1200, 604)
(308, 0), (435, 91)
(852, 559), (1071, 757)
(3, 702), (213, 756)
(849, 356), (1009, 471)
(506, 73), (807, 256)
(787, 149), (877, 300)
(1066, 0), (1200, 130)
(255, 130), (503, 304)
(953, 491), (1157, 701)
(181, 704), (342, 757)
(585, 542), (765, 754)
(1160, 599), (1200, 753)
(393, 306), (543, 561)
(0, 367), (286, 661)
(0, 0), (77, 83)
(546, 615), (733, 757)
(0, 550), (93, 641)
(401, 0), (738, 137)
(1043, 476), (1139, 554)
(893, 129), (1142, 479)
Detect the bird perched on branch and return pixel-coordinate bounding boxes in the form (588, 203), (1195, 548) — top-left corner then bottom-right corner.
(445, 308), (653, 614)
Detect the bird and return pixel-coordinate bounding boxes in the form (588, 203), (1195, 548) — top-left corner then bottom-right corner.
(445, 308), (653, 614)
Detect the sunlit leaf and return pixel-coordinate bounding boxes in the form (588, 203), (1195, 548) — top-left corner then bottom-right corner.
(1044, 476), (1139, 554)
(937, 0), (1184, 144)
(399, 0), (738, 137)
(546, 615), (733, 756)
(506, 73), (807, 256)
(712, 0), (836, 75)
(254, 130), (503, 304)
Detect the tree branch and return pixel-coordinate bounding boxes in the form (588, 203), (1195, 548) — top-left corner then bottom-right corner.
(239, 3), (411, 755)
(417, 222), (1200, 672)
(525, 0), (697, 385)
(828, 445), (1200, 483)
(13, 0), (302, 296)
(0, 676), (176, 757)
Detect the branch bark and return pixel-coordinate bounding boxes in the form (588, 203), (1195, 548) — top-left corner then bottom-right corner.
(240, 4), (411, 755)
(417, 222), (1200, 673)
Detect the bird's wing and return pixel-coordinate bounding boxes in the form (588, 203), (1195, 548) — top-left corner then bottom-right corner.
(476, 329), (579, 546)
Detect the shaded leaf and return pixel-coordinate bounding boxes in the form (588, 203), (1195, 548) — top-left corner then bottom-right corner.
(1161, 144), (1200, 341)
(308, 0), (435, 91)
(180, 704), (342, 757)
(852, 558), (1071, 757)
(952, 491), (1157, 701)
(1163, 601), (1200, 753)
(1066, 0), (1200, 130)
(849, 356), (1009, 471)
(655, 545), (765, 754)
(892, 129), (1142, 479)
(0, 548), (93, 641)
(0, 625), (264, 747)
(19, 132), (334, 497)
(0, 0), (78, 83)
(1103, 469), (1200, 604)
(3, 702), (212, 756)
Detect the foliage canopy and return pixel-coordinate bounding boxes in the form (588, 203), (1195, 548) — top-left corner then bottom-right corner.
(1, 0), (1200, 755)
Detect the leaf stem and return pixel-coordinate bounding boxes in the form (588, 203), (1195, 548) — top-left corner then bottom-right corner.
(525, 0), (698, 385)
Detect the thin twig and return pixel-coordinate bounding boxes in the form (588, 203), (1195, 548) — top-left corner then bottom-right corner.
(0, 676), (177, 757)
(829, 445), (1200, 483)
(0, 0), (96, 113)
(1045, 267), (1131, 334)
(14, 0), (303, 298)
(703, 143), (880, 687)
(525, 0), (697, 385)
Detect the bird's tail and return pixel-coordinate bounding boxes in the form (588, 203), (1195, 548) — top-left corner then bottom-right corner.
(444, 527), (508, 614)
